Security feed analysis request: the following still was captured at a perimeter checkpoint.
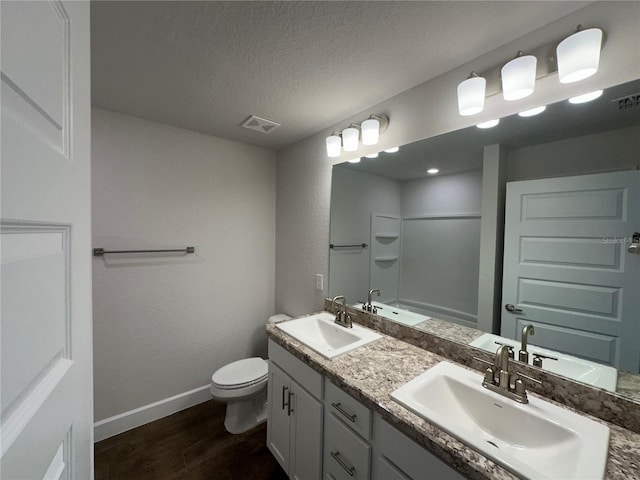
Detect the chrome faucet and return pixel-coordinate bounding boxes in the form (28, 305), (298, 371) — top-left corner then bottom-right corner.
(363, 289), (380, 313)
(331, 295), (352, 328)
(519, 324), (535, 363)
(475, 344), (542, 404)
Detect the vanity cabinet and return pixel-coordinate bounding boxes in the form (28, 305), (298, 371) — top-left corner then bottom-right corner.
(322, 379), (463, 480)
(267, 340), (323, 480)
(372, 414), (464, 480)
(323, 381), (373, 479)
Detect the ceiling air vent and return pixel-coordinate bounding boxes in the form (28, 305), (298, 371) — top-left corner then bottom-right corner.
(611, 93), (640, 111)
(241, 115), (281, 134)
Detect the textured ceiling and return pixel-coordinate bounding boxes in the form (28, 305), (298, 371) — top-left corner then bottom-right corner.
(91, 1), (591, 150)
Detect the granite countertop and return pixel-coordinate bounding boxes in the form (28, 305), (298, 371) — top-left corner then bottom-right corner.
(266, 317), (640, 480)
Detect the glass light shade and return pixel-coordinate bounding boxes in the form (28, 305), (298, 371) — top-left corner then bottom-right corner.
(342, 127), (359, 152)
(569, 89), (603, 104)
(365, 152), (379, 158)
(326, 135), (341, 157)
(361, 118), (380, 145)
(518, 106), (546, 117)
(477, 119), (500, 129)
(347, 157), (361, 164)
(384, 147), (399, 153)
(557, 28), (602, 84)
(457, 76), (486, 116)
(501, 55), (537, 101)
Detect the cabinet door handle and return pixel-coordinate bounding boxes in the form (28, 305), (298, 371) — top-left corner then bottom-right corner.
(287, 390), (294, 416)
(330, 451), (355, 477)
(282, 386), (289, 411)
(331, 402), (356, 422)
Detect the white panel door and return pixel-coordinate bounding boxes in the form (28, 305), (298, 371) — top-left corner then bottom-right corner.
(501, 171), (640, 372)
(1, 1), (92, 479)
(266, 362), (291, 474)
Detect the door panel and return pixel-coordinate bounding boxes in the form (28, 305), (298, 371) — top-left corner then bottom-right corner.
(266, 362), (290, 473)
(501, 171), (640, 372)
(290, 383), (323, 480)
(1, 0), (92, 478)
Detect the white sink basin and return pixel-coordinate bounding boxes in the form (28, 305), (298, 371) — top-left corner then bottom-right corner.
(470, 333), (618, 392)
(354, 301), (429, 326)
(275, 312), (381, 359)
(391, 361), (610, 480)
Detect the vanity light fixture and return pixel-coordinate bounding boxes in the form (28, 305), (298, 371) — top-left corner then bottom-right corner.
(568, 89), (603, 104)
(457, 72), (486, 116)
(361, 117), (380, 145)
(557, 26), (603, 84)
(384, 147), (400, 153)
(347, 157), (361, 164)
(427, 168), (439, 175)
(326, 132), (342, 158)
(325, 114), (390, 157)
(365, 152), (379, 159)
(501, 52), (537, 101)
(456, 26), (605, 117)
(518, 106), (546, 117)
(342, 126), (359, 152)
(477, 119), (500, 129)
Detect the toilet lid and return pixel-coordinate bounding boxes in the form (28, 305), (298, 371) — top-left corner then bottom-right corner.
(212, 357), (268, 388)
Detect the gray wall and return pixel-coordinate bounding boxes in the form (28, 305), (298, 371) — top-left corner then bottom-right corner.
(399, 170), (483, 325)
(329, 167), (401, 302)
(507, 125), (640, 181)
(92, 109), (276, 422)
(275, 2), (640, 317)
(401, 170), (483, 217)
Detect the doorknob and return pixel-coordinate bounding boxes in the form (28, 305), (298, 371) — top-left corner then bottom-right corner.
(628, 232), (640, 254)
(505, 304), (523, 314)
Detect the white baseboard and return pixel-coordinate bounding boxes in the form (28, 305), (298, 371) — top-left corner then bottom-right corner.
(93, 384), (212, 442)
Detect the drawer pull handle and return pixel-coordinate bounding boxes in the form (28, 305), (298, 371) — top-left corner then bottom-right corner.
(330, 451), (355, 477)
(287, 390), (294, 416)
(282, 386), (289, 411)
(331, 402), (356, 422)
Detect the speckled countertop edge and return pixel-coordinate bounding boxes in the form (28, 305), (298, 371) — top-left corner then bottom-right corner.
(266, 315), (640, 480)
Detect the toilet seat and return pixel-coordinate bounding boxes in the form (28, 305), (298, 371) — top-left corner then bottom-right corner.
(211, 357), (268, 390)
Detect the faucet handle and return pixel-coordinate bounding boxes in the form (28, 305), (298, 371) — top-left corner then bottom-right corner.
(515, 371), (543, 388)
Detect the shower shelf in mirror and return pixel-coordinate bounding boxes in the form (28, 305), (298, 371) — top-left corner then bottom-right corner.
(374, 233), (399, 240)
(375, 256), (398, 262)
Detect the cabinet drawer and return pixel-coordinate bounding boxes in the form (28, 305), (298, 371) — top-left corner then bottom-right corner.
(325, 380), (371, 439)
(324, 413), (370, 480)
(374, 415), (464, 480)
(269, 339), (322, 399)
(373, 455), (410, 480)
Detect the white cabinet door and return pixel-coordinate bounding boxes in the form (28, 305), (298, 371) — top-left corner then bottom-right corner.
(501, 171), (640, 371)
(267, 362), (291, 473)
(1, 1), (92, 479)
(290, 382), (323, 480)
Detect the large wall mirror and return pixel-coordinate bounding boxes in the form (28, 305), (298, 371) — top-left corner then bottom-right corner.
(329, 78), (640, 400)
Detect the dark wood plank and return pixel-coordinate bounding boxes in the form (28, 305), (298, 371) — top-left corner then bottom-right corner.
(94, 400), (286, 480)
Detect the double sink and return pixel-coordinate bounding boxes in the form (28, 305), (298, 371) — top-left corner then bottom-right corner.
(274, 312), (610, 479)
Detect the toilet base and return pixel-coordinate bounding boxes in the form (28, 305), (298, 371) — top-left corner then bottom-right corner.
(223, 391), (268, 434)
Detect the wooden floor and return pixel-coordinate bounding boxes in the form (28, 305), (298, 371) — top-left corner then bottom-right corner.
(95, 400), (288, 480)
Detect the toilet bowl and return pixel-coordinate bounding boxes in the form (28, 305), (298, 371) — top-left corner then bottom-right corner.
(210, 314), (291, 434)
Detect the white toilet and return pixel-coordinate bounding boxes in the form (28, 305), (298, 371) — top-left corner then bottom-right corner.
(210, 314), (291, 434)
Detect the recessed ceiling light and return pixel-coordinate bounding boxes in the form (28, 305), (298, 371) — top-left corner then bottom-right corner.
(384, 147), (400, 153)
(518, 106), (546, 117)
(365, 152), (379, 158)
(477, 119), (500, 129)
(568, 90), (603, 104)
(427, 168), (439, 174)
(347, 158), (361, 164)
